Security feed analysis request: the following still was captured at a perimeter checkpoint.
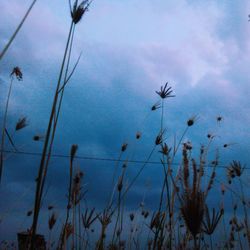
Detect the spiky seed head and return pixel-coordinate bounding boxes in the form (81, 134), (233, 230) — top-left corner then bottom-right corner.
(10, 67), (23, 81)
(181, 191), (205, 237)
(159, 143), (171, 156)
(155, 129), (165, 145)
(155, 82), (175, 99)
(48, 213), (57, 230)
(121, 143), (128, 152)
(71, 0), (91, 24)
(16, 117), (28, 131)
(151, 101), (161, 111)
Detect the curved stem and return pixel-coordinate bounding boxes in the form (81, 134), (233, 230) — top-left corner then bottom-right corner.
(0, 0), (38, 61)
(0, 77), (14, 182)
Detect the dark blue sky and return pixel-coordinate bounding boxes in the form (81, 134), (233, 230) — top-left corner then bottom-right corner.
(0, 0), (250, 241)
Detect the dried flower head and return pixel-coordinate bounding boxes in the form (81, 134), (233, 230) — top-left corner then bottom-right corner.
(187, 116), (198, 127)
(33, 135), (44, 141)
(15, 117), (28, 131)
(227, 161), (245, 183)
(181, 191), (205, 238)
(71, 0), (91, 24)
(183, 141), (192, 151)
(144, 211), (149, 219)
(71, 170), (85, 205)
(216, 116), (223, 123)
(129, 213), (135, 221)
(27, 210), (33, 217)
(155, 82), (175, 99)
(136, 131), (141, 139)
(223, 142), (237, 149)
(155, 129), (166, 145)
(82, 208), (98, 229)
(10, 67), (23, 81)
(159, 143), (171, 156)
(202, 205), (223, 235)
(151, 101), (161, 111)
(48, 213), (57, 230)
(121, 143), (128, 152)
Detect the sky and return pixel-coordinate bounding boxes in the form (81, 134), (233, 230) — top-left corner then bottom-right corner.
(0, 0), (250, 242)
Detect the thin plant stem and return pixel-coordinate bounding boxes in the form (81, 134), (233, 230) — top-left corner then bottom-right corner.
(209, 234), (213, 250)
(108, 151), (122, 207)
(239, 178), (250, 248)
(78, 202), (81, 249)
(60, 151), (74, 250)
(0, 77), (14, 182)
(112, 191), (121, 244)
(0, 0), (38, 61)
(30, 20), (74, 248)
(173, 126), (189, 158)
(112, 146), (156, 210)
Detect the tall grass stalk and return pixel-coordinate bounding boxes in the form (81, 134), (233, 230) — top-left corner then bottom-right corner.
(0, 76), (14, 182)
(0, 0), (38, 61)
(30, 20), (75, 248)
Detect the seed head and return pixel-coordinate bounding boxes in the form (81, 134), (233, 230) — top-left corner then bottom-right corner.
(216, 116), (223, 122)
(159, 143), (171, 156)
(136, 131), (141, 139)
(187, 116), (198, 127)
(144, 211), (149, 219)
(71, 0), (91, 24)
(121, 143), (128, 152)
(202, 205), (223, 235)
(82, 208), (98, 229)
(155, 82), (175, 99)
(155, 129), (166, 145)
(48, 213), (57, 230)
(181, 191), (205, 238)
(151, 101), (161, 111)
(16, 117), (28, 131)
(227, 161), (245, 181)
(33, 135), (44, 141)
(10, 67), (23, 81)
(183, 141), (192, 151)
(27, 210), (33, 217)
